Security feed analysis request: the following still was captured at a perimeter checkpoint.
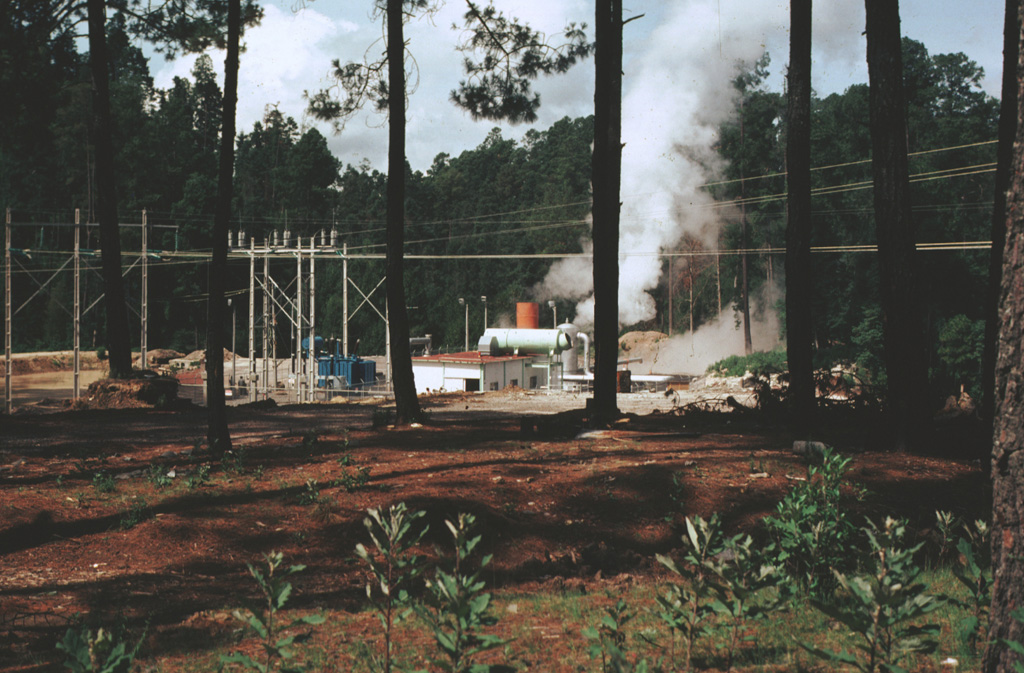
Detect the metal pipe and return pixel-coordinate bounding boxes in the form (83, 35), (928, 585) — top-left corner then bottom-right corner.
(579, 333), (590, 372)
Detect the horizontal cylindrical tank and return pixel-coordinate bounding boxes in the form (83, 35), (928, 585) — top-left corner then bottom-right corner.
(301, 336), (325, 356)
(478, 328), (572, 356)
(516, 302), (539, 329)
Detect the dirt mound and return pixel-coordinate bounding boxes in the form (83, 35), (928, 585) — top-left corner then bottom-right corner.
(134, 349), (185, 366)
(618, 330), (671, 373)
(0, 350), (104, 375)
(69, 376), (180, 410)
(181, 348), (235, 364)
(618, 330), (669, 354)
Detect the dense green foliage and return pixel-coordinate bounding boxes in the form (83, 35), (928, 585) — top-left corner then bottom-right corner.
(3, 12), (996, 399)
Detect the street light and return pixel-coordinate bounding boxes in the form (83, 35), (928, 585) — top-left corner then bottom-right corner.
(458, 297), (468, 351)
(481, 296), (487, 330)
(548, 300), (557, 328)
(227, 297), (237, 388)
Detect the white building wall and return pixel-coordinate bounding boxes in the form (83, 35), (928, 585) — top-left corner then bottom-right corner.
(412, 358), (549, 394)
(412, 361), (483, 394)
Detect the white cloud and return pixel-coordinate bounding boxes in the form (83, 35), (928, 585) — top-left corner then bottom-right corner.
(152, 4), (356, 137)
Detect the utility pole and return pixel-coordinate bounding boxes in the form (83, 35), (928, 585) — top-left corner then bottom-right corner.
(459, 297), (468, 350)
(342, 241), (348, 356)
(5, 208), (12, 415)
(296, 236), (303, 403)
(141, 208), (148, 370)
(385, 301), (392, 384)
(263, 243), (270, 397)
(248, 237), (255, 402)
(668, 254), (673, 333)
(308, 236), (315, 397)
(74, 209), (81, 399)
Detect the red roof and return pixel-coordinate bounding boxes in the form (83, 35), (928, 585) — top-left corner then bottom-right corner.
(412, 351), (533, 364)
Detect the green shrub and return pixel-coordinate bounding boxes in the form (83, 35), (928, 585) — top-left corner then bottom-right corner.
(415, 513), (511, 673)
(951, 534), (991, 654)
(118, 498), (151, 530)
(296, 479), (321, 506)
(936, 314), (984, 397)
(655, 515), (723, 672)
(707, 348), (787, 377)
(186, 465), (210, 490)
(355, 503), (428, 673)
(802, 517), (944, 673)
(221, 551), (325, 672)
(705, 533), (788, 670)
(56, 624), (143, 673)
(764, 445), (858, 598)
(582, 598), (657, 673)
(333, 466), (372, 492)
(146, 464), (172, 489)
(92, 472), (117, 494)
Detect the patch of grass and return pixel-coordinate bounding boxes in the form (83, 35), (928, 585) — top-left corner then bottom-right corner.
(186, 465), (211, 490)
(92, 471), (117, 494)
(334, 466), (372, 492)
(146, 464), (172, 489)
(118, 497), (151, 530)
(297, 478), (321, 505)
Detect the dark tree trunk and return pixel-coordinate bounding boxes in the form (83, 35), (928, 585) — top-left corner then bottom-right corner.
(984, 5), (1024, 669)
(590, 0), (622, 427)
(387, 0), (421, 424)
(785, 0), (815, 431)
(981, 0), (1019, 430)
(739, 99), (752, 355)
(864, 0), (927, 452)
(740, 206), (752, 355)
(87, 0), (132, 379)
(205, 0), (240, 456)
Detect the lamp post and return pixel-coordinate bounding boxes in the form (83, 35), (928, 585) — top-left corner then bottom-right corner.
(481, 295), (487, 330)
(228, 298), (237, 388)
(458, 297), (468, 351)
(548, 300), (557, 328)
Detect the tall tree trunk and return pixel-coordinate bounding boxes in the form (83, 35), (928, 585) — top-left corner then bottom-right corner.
(786, 0), (815, 431)
(982, 0), (1019, 431)
(387, 0), (421, 424)
(590, 0), (622, 427)
(739, 104), (753, 355)
(205, 0), (240, 456)
(87, 0), (132, 379)
(984, 4), (1024, 669)
(864, 0), (927, 453)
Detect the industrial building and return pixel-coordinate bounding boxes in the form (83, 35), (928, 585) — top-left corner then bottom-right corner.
(410, 302), (591, 395)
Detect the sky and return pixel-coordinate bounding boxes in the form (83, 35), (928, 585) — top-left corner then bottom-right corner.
(149, 0), (1007, 174)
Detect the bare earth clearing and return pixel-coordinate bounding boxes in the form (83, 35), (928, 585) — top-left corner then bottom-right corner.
(0, 382), (989, 672)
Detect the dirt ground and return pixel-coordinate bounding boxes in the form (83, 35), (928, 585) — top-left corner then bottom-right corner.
(0, 384), (990, 672)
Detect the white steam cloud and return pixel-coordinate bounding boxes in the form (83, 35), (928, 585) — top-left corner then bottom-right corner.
(638, 284), (783, 375)
(537, 0), (792, 330)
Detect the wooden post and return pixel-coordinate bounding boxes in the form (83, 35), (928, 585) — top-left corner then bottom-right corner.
(74, 209), (81, 399)
(141, 208), (148, 370)
(5, 208), (12, 414)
